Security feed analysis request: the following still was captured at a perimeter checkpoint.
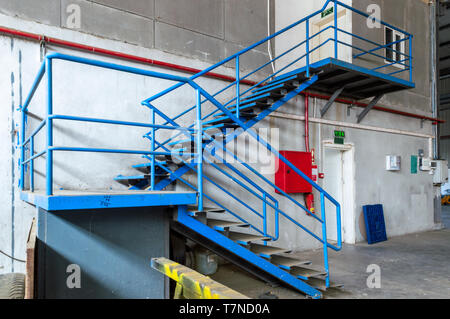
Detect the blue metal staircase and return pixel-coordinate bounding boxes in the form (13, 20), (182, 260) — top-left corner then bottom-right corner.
(19, 1), (415, 299)
(110, 1), (415, 298)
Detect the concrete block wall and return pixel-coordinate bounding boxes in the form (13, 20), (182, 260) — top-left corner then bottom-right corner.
(352, 0), (432, 114)
(0, 0), (272, 69)
(0, 0), (441, 277)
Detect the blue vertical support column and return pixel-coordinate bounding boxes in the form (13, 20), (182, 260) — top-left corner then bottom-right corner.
(320, 192), (330, 288)
(196, 89), (203, 211)
(46, 58), (53, 196)
(235, 56), (240, 120)
(306, 20), (310, 77)
(30, 136), (34, 192)
(150, 107), (156, 190)
(334, 0), (338, 59)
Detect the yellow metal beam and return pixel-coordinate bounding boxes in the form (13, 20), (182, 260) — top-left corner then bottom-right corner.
(151, 257), (249, 299)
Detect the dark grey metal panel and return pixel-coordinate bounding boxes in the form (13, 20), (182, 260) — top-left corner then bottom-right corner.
(37, 207), (170, 299)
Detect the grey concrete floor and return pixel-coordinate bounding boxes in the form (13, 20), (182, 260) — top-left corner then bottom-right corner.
(211, 208), (450, 299)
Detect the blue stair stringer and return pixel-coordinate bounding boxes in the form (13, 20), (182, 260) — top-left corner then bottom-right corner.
(176, 205), (322, 299)
(112, 0), (416, 298)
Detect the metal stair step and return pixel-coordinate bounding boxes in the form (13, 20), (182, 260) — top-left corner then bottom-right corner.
(206, 218), (249, 231)
(270, 67), (309, 83)
(249, 83), (288, 97)
(250, 243), (291, 258)
(270, 255), (312, 270)
(290, 266), (327, 280)
(213, 110), (256, 119)
(187, 206), (225, 217)
(252, 75), (300, 94)
(114, 174), (149, 181)
(305, 277), (344, 292)
(203, 122), (240, 131)
(114, 174), (168, 182)
(211, 102), (271, 120)
(240, 91), (281, 105)
(204, 112), (257, 126)
(133, 162), (167, 168)
(133, 163), (167, 174)
(168, 138), (212, 147)
(227, 231), (271, 245)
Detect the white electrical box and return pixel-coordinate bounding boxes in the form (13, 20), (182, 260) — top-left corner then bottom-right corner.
(420, 157), (433, 171)
(433, 160), (449, 185)
(386, 155), (401, 171)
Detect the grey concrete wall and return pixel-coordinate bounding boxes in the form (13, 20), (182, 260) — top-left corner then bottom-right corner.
(0, 0), (440, 278)
(0, 0), (272, 71)
(352, 0), (431, 114)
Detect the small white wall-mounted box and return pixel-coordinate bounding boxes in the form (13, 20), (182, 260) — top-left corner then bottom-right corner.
(433, 160), (449, 185)
(420, 157), (433, 171)
(386, 155), (401, 171)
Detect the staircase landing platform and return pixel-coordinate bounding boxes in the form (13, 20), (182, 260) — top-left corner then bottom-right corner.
(21, 190), (197, 211)
(274, 58), (415, 100)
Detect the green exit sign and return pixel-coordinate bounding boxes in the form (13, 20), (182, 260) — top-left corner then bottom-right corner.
(321, 7), (334, 18)
(334, 130), (345, 144)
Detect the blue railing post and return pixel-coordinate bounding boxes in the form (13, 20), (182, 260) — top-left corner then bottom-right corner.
(46, 57), (53, 196)
(263, 193), (268, 245)
(320, 192), (330, 288)
(306, 19), (310, 78)
(150, 107), (156, 190)
(334, 0), (338, 59)
(196, 89), (203, 211)
(30, 136), (34, 192)
(275, 200), (279, 241)
(236, 56), (240, 120)
(409, 36), (413, 83)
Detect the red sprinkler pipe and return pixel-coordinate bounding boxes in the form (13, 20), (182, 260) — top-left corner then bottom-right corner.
(0, 26), (444, 124)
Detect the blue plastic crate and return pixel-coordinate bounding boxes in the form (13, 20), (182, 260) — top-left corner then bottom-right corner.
(363, 204), (387, 244)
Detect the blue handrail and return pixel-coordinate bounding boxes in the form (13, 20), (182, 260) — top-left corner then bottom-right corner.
(19, 53), (204, 199)
(138, 0), (414, 288)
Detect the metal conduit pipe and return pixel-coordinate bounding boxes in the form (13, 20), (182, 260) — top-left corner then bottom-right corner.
(270, 111), (435, 158)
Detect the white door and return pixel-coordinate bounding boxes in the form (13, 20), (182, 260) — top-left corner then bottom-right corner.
(311, 9), (351, 63)
(323, 148), (344, 242)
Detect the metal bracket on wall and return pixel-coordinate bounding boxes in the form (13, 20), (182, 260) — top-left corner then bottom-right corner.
(357, 94), (384, 123)
(320, 86), (346, 117)
(39, 39), (46, 62)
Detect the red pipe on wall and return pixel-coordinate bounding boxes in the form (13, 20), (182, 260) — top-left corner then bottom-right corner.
(0, 26), (256, 86)
(0, 26), (444, 124)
